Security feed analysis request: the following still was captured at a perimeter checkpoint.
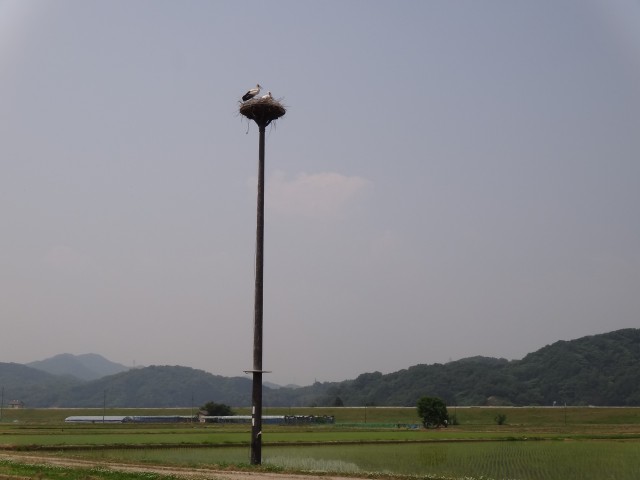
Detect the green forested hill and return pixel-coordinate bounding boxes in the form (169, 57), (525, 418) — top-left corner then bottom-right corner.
(57, 365), (253, 408)
(0, 364), (252, 408)
(280, 328), (640, 407)
(0, 362), (82, 405)
(509, 328), (640, 406)
(1, 329), (638, 407)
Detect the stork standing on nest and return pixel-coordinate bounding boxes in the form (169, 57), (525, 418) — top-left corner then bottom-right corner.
(261, 92), (272, 100)
(242, 84), (261, 102)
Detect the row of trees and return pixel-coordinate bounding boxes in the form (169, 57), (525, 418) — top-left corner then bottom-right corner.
(202, 396), (450, 430)
(201, 395), (450, 429)
(203, 395), (508, 428)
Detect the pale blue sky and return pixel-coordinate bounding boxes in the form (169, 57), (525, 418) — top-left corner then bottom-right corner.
(1, 0), (639, 385)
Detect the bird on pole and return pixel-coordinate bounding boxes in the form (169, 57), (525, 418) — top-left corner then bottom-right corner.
(242, 84), (262, 102)
(261, 91), (273, 100)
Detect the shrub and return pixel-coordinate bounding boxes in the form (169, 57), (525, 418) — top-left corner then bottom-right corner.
(495, 413), (507, 425)
(201, 401), (234, 416)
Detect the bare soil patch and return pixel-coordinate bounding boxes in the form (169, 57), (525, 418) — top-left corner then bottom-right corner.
(0, 453), (364, 480)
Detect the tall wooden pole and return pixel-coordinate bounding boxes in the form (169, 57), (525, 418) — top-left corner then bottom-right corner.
(239, 96), (285, 466)
(250, 125), (266, 465)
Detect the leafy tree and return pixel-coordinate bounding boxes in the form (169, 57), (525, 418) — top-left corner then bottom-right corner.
(201, 401), (234, 416)
(494, 413), (507, 425)
(417, 396), (449, 428)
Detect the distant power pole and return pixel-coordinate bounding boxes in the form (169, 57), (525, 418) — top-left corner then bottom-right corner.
(240, 93), (286, 465)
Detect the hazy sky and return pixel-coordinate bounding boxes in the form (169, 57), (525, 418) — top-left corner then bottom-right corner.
(2, 0), (639, 386)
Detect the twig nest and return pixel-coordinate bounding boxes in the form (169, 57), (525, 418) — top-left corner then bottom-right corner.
(239, 97), (286, 128)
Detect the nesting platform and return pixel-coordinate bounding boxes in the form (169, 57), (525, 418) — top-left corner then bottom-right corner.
(239, 97), (286, 128)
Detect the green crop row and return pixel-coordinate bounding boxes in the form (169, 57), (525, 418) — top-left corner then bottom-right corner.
(2, 405), (640, 425)
(28, 440), (640, 480)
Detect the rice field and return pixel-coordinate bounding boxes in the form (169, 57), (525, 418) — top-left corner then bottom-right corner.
(2, 407), (640, 480)
(62, 440), (640, 480)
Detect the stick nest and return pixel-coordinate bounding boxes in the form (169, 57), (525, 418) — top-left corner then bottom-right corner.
(239, 97), (286, 127)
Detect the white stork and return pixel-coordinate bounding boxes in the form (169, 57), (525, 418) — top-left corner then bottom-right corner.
(261, 91), (273, 100)
(242, 84), (261, 102)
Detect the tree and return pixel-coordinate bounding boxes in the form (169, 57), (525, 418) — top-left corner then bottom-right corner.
(417, 396), (449, 428)
(494, 413), (507, 425)
(201, 401), (234, 416)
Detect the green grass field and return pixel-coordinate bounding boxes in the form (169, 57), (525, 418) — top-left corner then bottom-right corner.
(1, 406), (640, 480)
(4, 405), (640, 425)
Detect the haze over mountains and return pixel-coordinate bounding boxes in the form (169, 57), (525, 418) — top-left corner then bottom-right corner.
(1, 329), (639, 408)
(27, 353), (129, 381)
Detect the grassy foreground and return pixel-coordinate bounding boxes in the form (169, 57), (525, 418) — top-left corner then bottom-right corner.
(0, 460), (179, 480)
(1, 407), (639, 480)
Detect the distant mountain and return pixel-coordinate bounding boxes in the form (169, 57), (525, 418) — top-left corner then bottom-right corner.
(509, 328), (640, 406)
(58, 365), (253, 408)
(0, 364), (252, 408)
(274, 328), (640, 407)
(2, 329), (639, 407)
(263, 381), (302, 390)
(0, 363), (82, 405)
(263, 381), (282, 390)
(27, 353), (129, 381)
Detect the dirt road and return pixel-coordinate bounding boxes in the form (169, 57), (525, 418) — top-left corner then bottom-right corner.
(0, 453), (363, 480)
